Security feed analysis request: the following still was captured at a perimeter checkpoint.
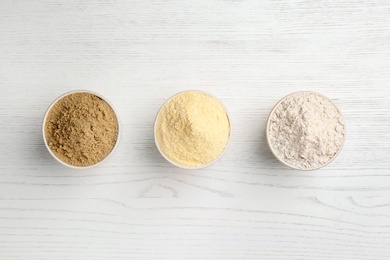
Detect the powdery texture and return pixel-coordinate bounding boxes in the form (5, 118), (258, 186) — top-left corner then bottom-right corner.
(156, 91), (230, 168)
(45, 93), (119, 167)
(268, 92), (345, 170)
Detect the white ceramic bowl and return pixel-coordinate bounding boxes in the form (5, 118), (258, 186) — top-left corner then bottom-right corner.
(42, 90), (121, 169)
(154, 90), (232, 169)
(266, 91), (346, 171)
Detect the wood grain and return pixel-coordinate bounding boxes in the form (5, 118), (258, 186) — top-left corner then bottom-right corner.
(1, 0), (390, 259)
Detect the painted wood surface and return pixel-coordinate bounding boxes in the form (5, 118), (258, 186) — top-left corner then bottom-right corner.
(1, 0), (390, 259)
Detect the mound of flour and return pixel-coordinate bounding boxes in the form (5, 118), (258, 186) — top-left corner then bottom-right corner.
(268, 92), (345, 170)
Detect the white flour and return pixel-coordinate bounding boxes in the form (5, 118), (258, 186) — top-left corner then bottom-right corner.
(268, 92), (345, 170)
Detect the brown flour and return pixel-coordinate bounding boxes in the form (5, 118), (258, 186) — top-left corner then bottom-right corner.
(45, 92), (119, 167)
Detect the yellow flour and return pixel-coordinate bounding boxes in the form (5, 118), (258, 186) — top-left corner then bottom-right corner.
(155, 91), (230, 168)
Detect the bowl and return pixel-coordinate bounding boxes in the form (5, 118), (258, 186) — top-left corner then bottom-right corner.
(42, 90), (121, 169)
(266, 91), (346, 171)
(154, 90), (231, 169)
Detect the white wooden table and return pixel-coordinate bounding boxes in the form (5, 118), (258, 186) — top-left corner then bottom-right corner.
(1, 0), (390, 259)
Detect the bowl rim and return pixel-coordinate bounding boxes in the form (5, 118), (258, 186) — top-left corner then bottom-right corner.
(42, 90), (121, 169)
(154, 90), (232, 170)
(266, 90), (346, 171)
